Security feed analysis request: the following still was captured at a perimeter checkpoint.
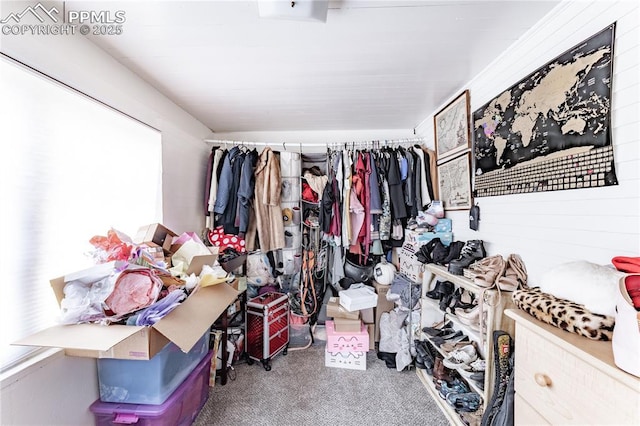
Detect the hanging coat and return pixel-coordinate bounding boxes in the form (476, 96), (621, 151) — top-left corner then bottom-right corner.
(246, 147), (285, 252)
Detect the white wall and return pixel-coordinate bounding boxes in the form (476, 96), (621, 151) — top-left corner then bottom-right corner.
(0, 8), (212, 426)
(416, 0), (639, 286)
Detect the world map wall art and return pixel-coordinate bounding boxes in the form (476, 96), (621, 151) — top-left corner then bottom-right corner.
(472, 24), (618, 197)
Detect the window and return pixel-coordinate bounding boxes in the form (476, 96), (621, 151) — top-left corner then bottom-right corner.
(0, 56), (163, 371)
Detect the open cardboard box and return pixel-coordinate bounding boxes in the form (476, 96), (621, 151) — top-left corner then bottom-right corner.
(14, 264), (239, 360)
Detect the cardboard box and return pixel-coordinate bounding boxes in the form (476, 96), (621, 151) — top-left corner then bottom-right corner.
(13, 265), (240, 360)
(338, 286), (377, 312)
(373, 281), (395, 342)
(360, 307), (374, 324)
(326, 320), (369, 352)
(405, 229), (453, 247)
(134, 223), (178, 254)
(324, 347), (367, 371)
(326, 297), (360, 320)
(365, 323), (375, 350)
(435, 218), (452, 233)
(333, 317), (362, 333)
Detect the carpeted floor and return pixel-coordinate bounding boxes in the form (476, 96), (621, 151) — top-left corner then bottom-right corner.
(193, 339), (448, 426)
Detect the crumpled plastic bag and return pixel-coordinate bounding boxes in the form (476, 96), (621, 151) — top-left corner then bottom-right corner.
(59, 261), (128, 324)
(59, 275), (117, 324)
(246, 251), (274, 287)
(104, 268), (163, 316)
(89, 228), (134, 263)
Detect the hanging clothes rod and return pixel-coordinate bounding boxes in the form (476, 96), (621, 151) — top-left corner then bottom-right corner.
(204, 137), (425, 151)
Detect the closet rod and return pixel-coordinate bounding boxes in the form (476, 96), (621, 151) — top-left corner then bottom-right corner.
(204, 137), (425, 151)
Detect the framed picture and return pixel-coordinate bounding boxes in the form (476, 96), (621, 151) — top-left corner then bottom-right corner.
(434, 90), (471, 162)
(437, 152), (473, 211)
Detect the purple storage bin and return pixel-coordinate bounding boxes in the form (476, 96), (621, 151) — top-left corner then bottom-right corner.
(90, 351), (212, 426)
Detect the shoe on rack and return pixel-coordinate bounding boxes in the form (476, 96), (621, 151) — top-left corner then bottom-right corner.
(462, 358), (486, 374)
(442, 241), (465, 265)
(470, 371), (485, 390)
(422, 320), (453, 336)
(431, 240), (452, 265)
(425, 280), (454, 300)
(443, 344), (478, 369)
(460, 410), (483, 426)
(497, 253), (528, 291)
(448, 240), (487, 275)
(432, 330), (465, 347)
(438, 377), (470, 399)
(472, 255), (506, 288)
(433, 357), (454, 383)
(441, 339), (472, 354)
(415, 237), (443, 264)
(414, 340), (435, 374)
(447, 392), (482, 412)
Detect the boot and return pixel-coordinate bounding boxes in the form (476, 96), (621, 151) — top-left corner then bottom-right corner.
(425, 280), (454, 300)
(431, 240), (451, 265)
(448, 240), (486, 275)
(441, 241), (465, 265)
(481, 331), (513, 426)
(433, 356), (453, 384)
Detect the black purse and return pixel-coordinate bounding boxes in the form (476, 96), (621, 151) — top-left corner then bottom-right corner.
(343, 253), (375, 283)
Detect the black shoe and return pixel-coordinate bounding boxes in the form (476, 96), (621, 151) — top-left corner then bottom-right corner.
(431, 240), (450, 265)
(416, 238), (442, 264)
(448, 240), (486, 275)
(425, 280), (454, 299)
(442, 241), (465, 265)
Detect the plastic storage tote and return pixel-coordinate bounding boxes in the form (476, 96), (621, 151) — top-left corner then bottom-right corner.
(97, 332), (209, 404)
(90, 351), (212, 426)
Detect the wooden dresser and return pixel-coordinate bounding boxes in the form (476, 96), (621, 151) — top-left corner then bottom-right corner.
(505, 309), (640, 425)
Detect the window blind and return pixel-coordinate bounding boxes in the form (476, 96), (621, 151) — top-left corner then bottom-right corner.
(0, 57), (163, 371)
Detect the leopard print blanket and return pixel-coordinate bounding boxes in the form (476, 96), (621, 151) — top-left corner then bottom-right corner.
(512, 287), (615, 341)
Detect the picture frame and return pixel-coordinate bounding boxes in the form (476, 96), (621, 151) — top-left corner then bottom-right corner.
(434, 90), (471, 162)
(437, 152), (473, 211)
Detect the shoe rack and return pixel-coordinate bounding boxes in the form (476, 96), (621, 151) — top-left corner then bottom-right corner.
(416, 263), (516, 425)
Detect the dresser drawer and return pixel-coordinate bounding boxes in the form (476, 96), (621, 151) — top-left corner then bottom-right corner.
(515, 394), (549, 425)
(515, 322), (638, 425)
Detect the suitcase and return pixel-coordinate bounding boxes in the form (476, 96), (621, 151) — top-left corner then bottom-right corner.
(245, 292), (289, 370)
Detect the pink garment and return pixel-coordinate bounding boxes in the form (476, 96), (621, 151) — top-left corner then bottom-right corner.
(105, 269), (163, 316)
(349, 190), (365, 245)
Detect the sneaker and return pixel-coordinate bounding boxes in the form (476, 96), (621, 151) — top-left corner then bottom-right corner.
(443, 344), (478, 369)
(438, 378), (470, 399)
(448, 240), (486, 275)
(447, 392), (482, 412)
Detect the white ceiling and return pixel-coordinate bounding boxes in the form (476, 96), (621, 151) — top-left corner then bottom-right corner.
(78, 1), (561, 132)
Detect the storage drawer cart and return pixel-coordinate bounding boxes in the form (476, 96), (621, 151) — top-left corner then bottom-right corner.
(246, 292), (289, 371)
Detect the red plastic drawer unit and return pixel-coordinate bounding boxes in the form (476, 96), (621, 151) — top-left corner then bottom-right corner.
(246, 292), (289, 370)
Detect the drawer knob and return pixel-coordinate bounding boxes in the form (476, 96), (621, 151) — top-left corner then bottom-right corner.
(534, 373), (552, 387)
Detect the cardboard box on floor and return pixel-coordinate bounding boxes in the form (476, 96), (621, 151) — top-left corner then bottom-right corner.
(14, 265), (239, 360)
(373, 281), (395, 342)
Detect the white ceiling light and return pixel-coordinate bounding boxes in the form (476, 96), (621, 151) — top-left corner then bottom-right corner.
(258, 0), (329, 23)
